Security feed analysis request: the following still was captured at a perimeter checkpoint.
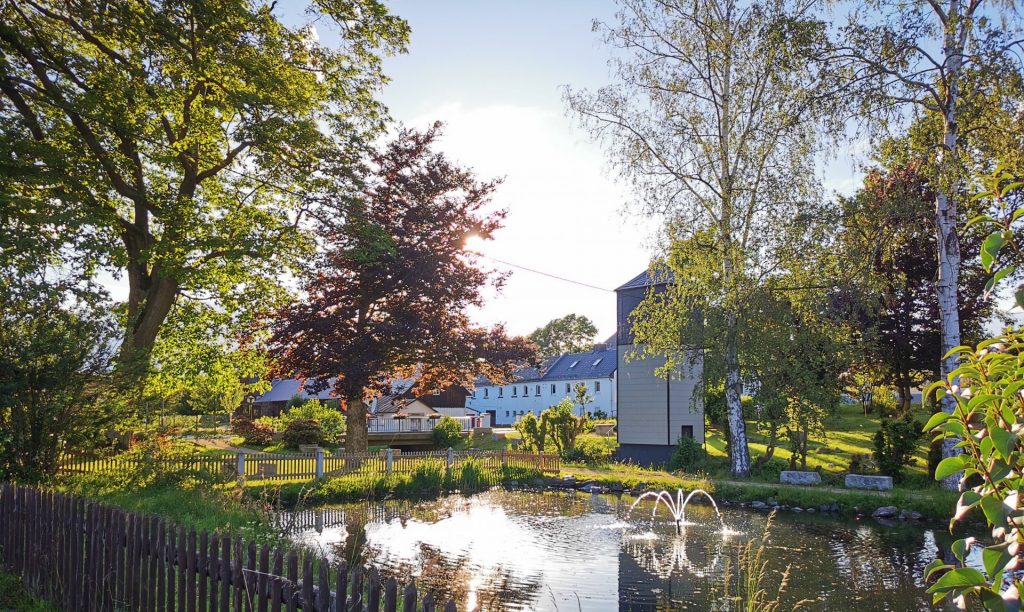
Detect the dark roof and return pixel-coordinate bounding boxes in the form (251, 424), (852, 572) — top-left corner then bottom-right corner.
(252, 378), (338, 403)
(540, 346), (617, 381)
(615, 267), (674, 291)
(372, 393), (409, 414)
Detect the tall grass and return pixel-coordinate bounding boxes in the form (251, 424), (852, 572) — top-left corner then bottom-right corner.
(720, 511), (813, 612)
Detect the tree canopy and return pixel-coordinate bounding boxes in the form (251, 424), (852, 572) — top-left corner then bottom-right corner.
(527, 314), (599, 358)
(264, 125), (538, 451)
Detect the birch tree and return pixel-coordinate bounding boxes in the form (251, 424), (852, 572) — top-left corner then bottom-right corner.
(566, 0), (835, 476)
(836, 1), (1023, 489)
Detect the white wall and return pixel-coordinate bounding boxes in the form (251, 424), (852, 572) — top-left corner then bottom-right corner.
(466, 376), (616, 426)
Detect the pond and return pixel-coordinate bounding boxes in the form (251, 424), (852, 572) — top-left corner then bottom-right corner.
(282, 490), (963, 611)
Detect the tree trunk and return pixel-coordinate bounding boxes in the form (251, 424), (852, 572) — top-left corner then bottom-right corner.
(724, 313), (751, 477)
(936, 3), (964, 492)
(345, 391), (368, 453)
(897, 382), (912, 415)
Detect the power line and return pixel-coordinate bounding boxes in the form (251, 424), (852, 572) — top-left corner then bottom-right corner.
(479, 254), (615, 293)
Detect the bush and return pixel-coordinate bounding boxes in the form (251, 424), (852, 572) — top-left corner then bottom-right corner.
(281, 419), (324, 449)
(872, 417), (922, 481)
(871, 390), (899, 418)
(562, 434), (617, 464)
(279, 400), (345, 445)
(432, 416), (462, 449)
(231, 416), (274, 447)
(669, 436), (705, 471)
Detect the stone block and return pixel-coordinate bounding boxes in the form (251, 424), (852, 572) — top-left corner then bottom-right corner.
(780, 470), (822, 486)
(845, 474), (893, 491)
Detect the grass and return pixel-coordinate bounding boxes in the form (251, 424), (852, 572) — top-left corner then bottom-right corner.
(0, 570), (57, 612)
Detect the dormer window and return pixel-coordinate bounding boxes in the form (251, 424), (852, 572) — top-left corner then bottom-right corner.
(593, 358), (602, 367)
(569, 360), (580, 369)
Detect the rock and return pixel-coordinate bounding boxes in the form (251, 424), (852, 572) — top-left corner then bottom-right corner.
(750, 500), (767, 509)
(767, 497), (779, 507)
(610, 482), (625, 493)
(792, 507), (803, 513)
(508, 480), (519, 489)
(910, 511), (922, 521)
(780, 470), (822, 486)
(898, 509), (911, 521)
(872, 506), (899, 519)
(845, 474), (894, 491)
(829, 502), (840, 513)
(806, 508), (816, 513)
(818, 504), (830, 513)
(533, 478), (544, 488)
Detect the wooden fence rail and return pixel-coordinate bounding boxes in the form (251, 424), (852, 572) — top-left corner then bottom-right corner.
(0, 483), (468, 612)
(58, 449), (560, 483)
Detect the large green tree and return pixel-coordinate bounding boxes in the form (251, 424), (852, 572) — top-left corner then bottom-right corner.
(567, 0), (838, 476)
(527, 314), (599, 358)
(0, 0), (408, 373)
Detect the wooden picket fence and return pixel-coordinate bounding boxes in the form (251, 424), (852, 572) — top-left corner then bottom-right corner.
(0, 484), (468, 611)
(59, 449), (559, 483)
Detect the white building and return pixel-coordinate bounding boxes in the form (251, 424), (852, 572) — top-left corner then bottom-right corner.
(466, 344), (617, 426)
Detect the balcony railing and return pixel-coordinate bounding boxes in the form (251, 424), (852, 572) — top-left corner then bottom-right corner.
(367, 415), (488, 433)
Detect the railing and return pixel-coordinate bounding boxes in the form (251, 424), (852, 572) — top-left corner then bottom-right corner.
(0, 484), (468, 611)
(59, 449), (560, 482)
(367, 415), (487, 434)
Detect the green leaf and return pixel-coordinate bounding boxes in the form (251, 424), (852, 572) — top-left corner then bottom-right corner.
(935, 455), (969, 481)
(985, 266), (1015, 295)
(952, 538), (971, 563)
(982, 544), (1012, 578)
(924, 411), (951, 431)
(980, 495), (1007, 526)
(924, 558), (952, 580)
(928, 567), (987, 592)
(990, 426), (1014, 459)
(982, 232), (1005, 272)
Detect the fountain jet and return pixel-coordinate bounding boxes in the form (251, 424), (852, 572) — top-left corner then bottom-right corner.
(627, 488), (728, 534)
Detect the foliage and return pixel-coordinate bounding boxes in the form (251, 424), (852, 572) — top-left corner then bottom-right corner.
(572, 382), (593, 417)
(264, 126), (538, 451)
(278, 400), (345, 445)
(432, 416), (462, 449)
(0, 0), (409, 370)
(544, 398), (589, 458)
(281, 419), (324, 449)
(515, 412), (549, 452)
(873, 417), (922, 481)
(231, 416), (274, 447)
(568, 0), (840, 477)
(669, 436), (705, 472)
(563, 434), (617, 465)
(720, 511), (811, 611)
(527, 314), (598, 358)
(0, 283), (120, 481)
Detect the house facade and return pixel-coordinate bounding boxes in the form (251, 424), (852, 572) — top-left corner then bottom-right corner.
(466, 344), (617, 426)
(615, 269), (704, 465)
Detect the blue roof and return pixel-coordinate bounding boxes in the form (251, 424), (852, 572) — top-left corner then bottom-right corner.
(253, 378), (338, 403)
(616, 267), (674, 291)
(540, 346), (617, 381)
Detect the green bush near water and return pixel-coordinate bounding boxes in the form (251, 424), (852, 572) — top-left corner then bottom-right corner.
(432, 416), (462, 449)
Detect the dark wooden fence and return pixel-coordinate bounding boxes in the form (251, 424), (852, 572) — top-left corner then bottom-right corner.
(0, 484), (468, 611)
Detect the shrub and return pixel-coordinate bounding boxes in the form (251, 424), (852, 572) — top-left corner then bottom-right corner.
(669, 436), (705, 471)
(872, 417), (921, 481)
(231, 416), (274, 447)
(515, 412), (548, 451)
(279, 400), (345, 445)
(870, 390), (899, 418)
(563, 434), (617, 464)
(432, 416), (462, 449)
(281, 419), (324, 449)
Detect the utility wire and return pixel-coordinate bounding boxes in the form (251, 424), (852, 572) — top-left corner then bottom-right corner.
(479, 254), (615, 293)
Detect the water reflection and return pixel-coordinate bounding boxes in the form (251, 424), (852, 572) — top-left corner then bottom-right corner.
(283, 491), (958, 611)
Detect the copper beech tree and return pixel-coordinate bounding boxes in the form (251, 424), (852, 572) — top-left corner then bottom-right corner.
(264, 125), (538, 452)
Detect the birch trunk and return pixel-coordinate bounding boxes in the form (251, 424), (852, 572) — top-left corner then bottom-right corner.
(724, 312), (752, 476)
(936, 0), (964, 492)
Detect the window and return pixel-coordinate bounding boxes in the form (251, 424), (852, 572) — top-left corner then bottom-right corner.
(593, 358), (602, 366)
(505, 411), (509, 417)
(432, 389), (441, 395)
(512, 387), (517, 397)
(535, 385), (541, 396)
(594, 381), (601, 392)
(550, 384), (556, 394)
(565, 383), (571, 393)
(569, 360), (579, 369)
(523, 385), (528, 396)
(498, 388), (503, 398)
(680, 425), (694, 439)
(484, 388), (489, 398)
(471, 390), (476, 398)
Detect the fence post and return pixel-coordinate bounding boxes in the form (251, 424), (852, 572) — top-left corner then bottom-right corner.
(315, 447), (324, 479)
(447, 447), (454, 470)
(385, 448), (393, 476)
(236, 452), (246, 484)
(501, 448), (507, 467)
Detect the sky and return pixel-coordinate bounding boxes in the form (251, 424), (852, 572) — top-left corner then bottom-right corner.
(280, 1), (866, 340)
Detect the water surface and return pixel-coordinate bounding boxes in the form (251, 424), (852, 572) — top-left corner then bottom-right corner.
(283, 490), (961, 611)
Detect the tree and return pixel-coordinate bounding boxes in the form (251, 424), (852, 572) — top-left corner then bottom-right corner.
(0, 0), (409, 373)
(567, 0), (837, 477)
(527, 314), (598, 358)
(0, 282), (119, 481)
(838, 163), (994, 412)
(835, 0), (1023, 489)
(264, 125), (539, 452)
(572, 382), (593, 418)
